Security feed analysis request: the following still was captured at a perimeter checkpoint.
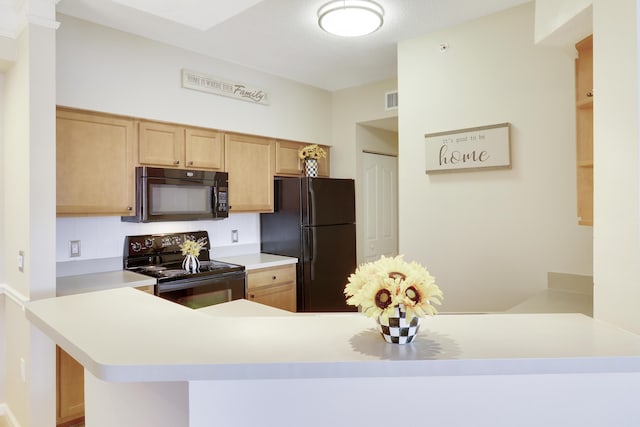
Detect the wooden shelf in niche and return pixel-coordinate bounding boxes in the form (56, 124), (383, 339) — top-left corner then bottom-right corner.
(575, 34), (593, 226)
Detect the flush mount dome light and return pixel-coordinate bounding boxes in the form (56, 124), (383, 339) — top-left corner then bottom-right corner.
(318, 0), (384, 37)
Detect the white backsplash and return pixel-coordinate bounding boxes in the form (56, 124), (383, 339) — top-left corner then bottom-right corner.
(56, 213), (261, 262)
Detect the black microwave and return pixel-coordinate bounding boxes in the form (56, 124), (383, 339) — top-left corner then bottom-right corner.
(122, 167), (229, 223)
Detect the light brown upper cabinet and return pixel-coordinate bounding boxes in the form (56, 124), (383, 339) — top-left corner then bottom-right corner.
(575, 35), (593, 226)
(224, 133), (275, 213)
(138, 120), (224, 171)
(56, 107), (135, 216)
(185, 127), (224, 170)
(275, 140), (330, 177)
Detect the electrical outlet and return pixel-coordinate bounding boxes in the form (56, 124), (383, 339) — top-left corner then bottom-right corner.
(70, 240), (81, 257)
(231, 230), (239, 243)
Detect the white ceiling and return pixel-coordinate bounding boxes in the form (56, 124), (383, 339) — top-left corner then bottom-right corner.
(55, 0), (531, 92)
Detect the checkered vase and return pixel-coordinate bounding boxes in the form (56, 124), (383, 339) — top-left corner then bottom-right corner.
(304, 158), (318, 177)
(376, 304), (420, 344)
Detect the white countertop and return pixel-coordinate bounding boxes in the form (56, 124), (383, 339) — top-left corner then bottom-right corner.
(507, 288), (593, 316)
(56, 270), (156, 297)
(26, 287), (640, 383)
(215, 253), (297, 270)
(55, 253), (296, 297)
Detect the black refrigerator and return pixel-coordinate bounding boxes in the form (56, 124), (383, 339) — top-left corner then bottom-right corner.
(260, 176), (357, 312)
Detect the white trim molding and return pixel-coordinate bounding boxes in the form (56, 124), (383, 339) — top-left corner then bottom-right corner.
(0, 402), (21, 427)
(0, 0), (60, 39)
(0, 284), (29, 310)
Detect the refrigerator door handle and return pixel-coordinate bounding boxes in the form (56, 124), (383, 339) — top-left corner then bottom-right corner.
(307, 185), (314, 226)
(306, 227), (315, 280)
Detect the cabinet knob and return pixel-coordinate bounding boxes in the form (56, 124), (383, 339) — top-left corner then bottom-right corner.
(272, 276), (277, 280)
(174, 160), (180, 165)
(127, 206), (132, 211)
(249, 294), (255, 299)
(586, 90), (594, 98)
(188, 161), (194, 166)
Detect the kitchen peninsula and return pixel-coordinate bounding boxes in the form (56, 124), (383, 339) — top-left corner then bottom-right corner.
(27, 288), (640, 427)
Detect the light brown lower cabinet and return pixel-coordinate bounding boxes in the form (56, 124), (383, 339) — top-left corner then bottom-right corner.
(246, 264), (297, 312)
(56, 347), (84, 426)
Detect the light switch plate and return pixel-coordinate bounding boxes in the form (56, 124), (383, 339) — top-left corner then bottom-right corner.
(17, 251), (24, 272)
(231, 230), (239, 243)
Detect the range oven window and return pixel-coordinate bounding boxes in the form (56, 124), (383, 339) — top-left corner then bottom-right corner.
(157, 271), (245, 310)
(149, 183), (212, 215)
(174, 289), (231, 309)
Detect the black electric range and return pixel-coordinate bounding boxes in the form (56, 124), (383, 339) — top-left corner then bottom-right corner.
(124, 231), (245, 308)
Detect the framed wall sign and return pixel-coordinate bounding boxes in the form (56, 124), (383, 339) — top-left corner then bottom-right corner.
(181, 69), (269, 105)
(425, 123), (511, 173)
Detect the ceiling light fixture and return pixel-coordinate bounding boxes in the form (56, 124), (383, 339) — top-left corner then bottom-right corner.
(317, 0), (384, 37)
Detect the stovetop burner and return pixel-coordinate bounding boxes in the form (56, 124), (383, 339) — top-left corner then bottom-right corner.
(140, 265), (167, 273)
(159, 269), (190, 278)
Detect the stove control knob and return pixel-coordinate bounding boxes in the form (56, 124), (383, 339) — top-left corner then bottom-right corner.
(144, 238), (154, 248)
(131, 242), (142, 252)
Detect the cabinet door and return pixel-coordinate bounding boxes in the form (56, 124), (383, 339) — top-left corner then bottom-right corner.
(275, 141), (331, 177)
(56, 108), (135, 216)
(317, 146), (330, 177)
(247, 265), (297, 312)
(224, 133), (275, 212)
(247, 282), (296, 312)
(275, 140), (304, 176)
(185, 127), (224, 170)
(138, 120), (185, 167)
(57, 346), (84, 424)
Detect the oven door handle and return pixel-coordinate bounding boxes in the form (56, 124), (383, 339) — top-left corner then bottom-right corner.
(157, 271), (244, 294)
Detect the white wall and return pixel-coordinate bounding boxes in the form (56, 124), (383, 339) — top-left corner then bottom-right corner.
(56, 214), (260, 264)
(592, 0), (640, 334)
(331, 79), (397, 180)
(331, 80), (398, 264)
(55, 14), (332, 263)
(398, 3), (593, 312)
(534, 0), (592, 46)
(56, 15), (331, 143)
(3, 17), (57, 427)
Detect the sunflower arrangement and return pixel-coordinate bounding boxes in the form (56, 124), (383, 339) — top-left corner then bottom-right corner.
(344, 255), (443, 321)
(298, 144), (326, 160)
(180, 238), (206, 257)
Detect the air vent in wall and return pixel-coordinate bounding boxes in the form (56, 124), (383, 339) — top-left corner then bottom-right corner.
(385, 91), (398, 110)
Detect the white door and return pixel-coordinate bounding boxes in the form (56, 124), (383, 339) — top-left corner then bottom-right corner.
(363, 152), (398, 262)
